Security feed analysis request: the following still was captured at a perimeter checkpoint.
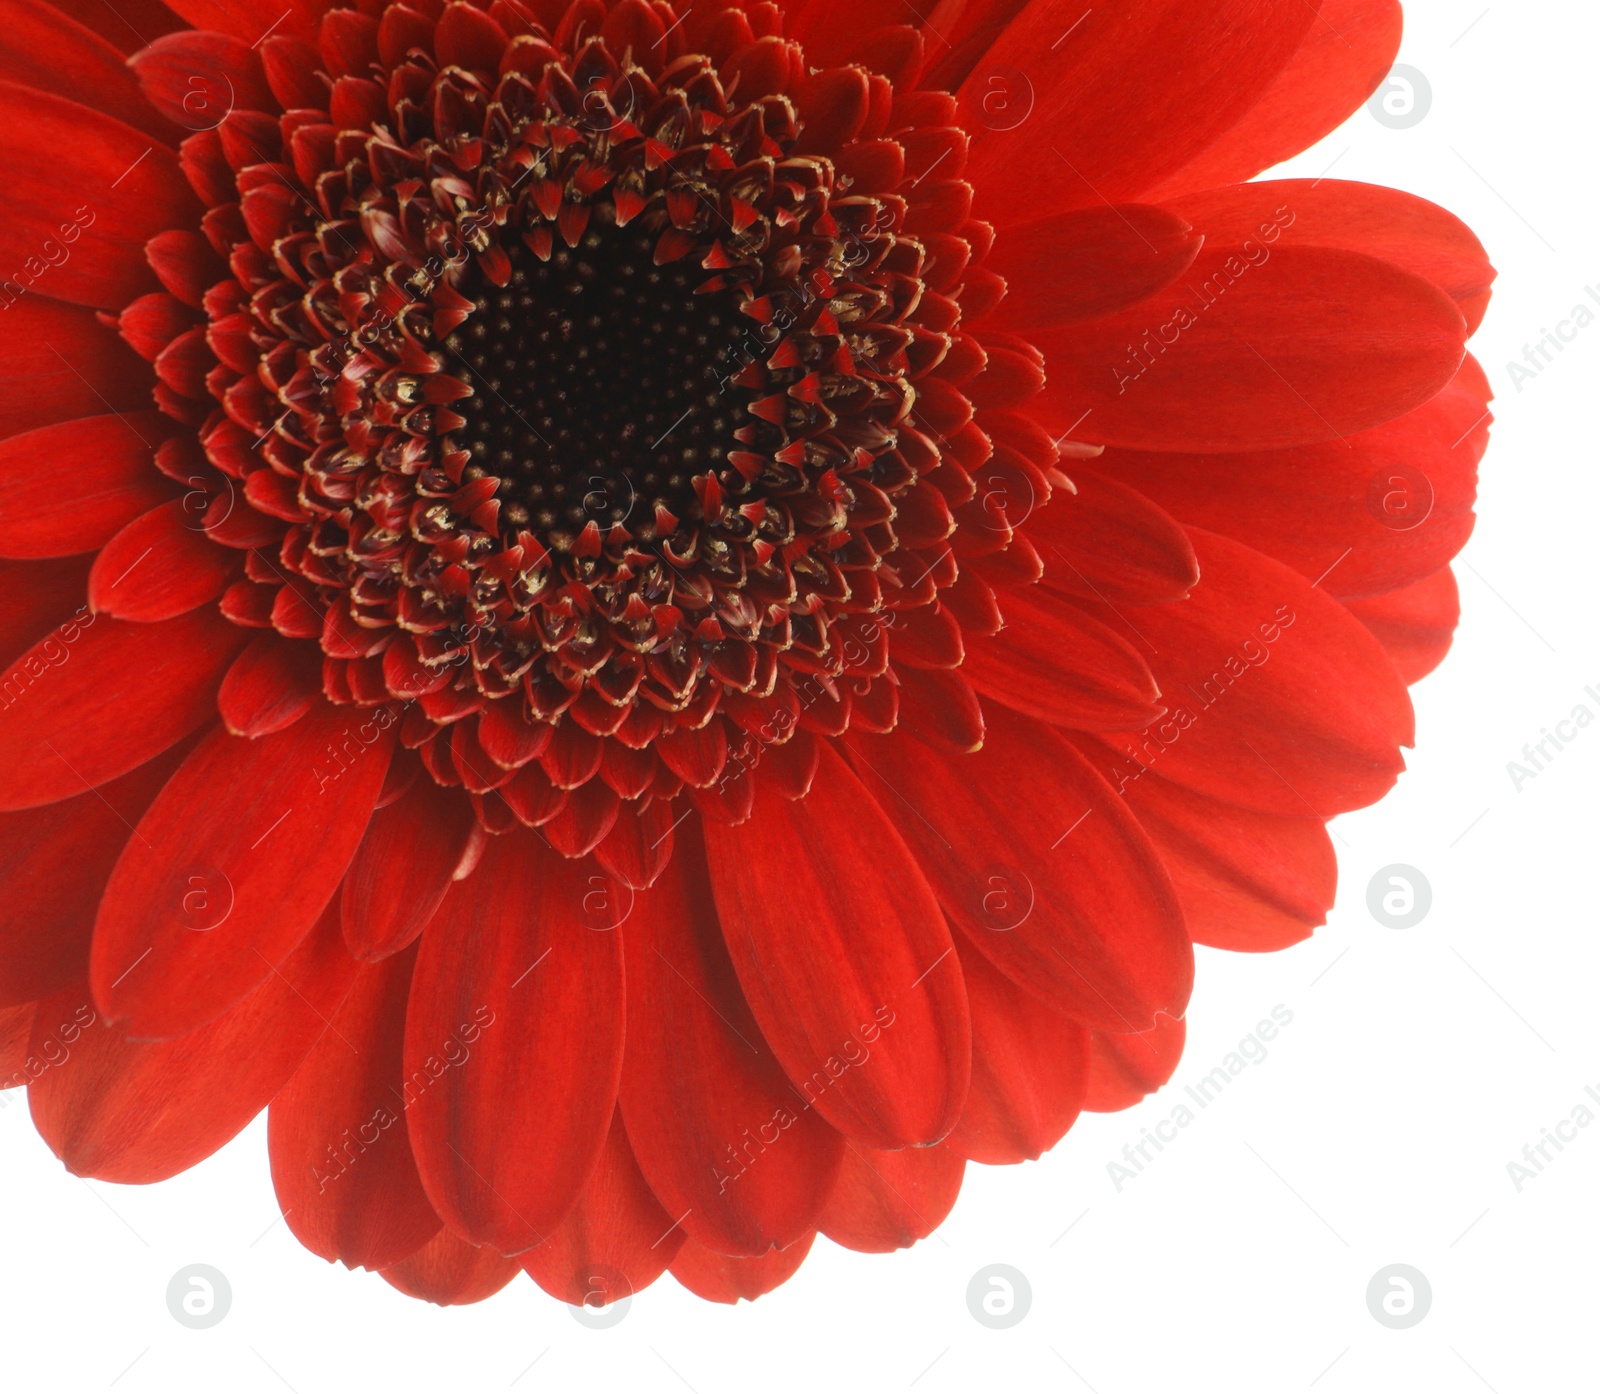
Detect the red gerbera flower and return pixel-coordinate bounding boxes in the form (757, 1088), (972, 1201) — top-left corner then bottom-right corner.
(0, 0), (1491, 1308)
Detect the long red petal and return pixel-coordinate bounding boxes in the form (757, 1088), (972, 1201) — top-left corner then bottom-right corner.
(1147, 0), (1404, 200)
(817, 1142), (964, 1252)
(0, 607), (244, 811)
(0, 82), (198, 310)
(1344, 566), (1461, 684)
(29, 906), (358, 1182)
(1126, 774), (1337, 953)
(1082, 1015), (1187, 1112)
(269, 944), (443, 1271)
(849, 706), (1192, 1030)
(943, 941), (1091, 1164)
(522, 1110), (683, 1305)
(620, 824), (843, 1257)
(89, 702), (392, 1037)
(405, 831), (624, 1254)
(341, 780), (475, 961)
(89, 499), (236, 620)
(669, 1233), (815, 1304)
(379, 1226), (520, 1306)
(1034, 247), (1466, 453)
(1078, 528), (1416, 817)
(0, 742), (187, 1007)
(0, 414), (172, 558)
(961, 0), (1316, 219)
(703, 748), (970, 1150)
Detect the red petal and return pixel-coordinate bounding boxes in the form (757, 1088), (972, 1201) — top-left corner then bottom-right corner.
(129, 30), (276, 125)
(380, 1226), (520, 1306)
(0, 83), (198, 310)
(0, 1001), (29, 1075)
(1034, 247), (1467, 453)
(89, 703), (393, 1037)
(1102, 355), (1488, 600)
(89, 499), (236, 620)
(702, 747), (970, 1149)
(341, 780), (475, 961)
(0, 744), (185, 1007)
(522, 1110), (682, 1305)
(1080, 528), (1416, 817)
(118, 291), (196, 361)
(1128, 774), (1336, 953)
(1027, 467), (1198, 606)
(620, 825), (843, 1256)
(29, 906), (359, 1182)
(1344, 566), (1461, 684)
(980, 204), (1201, 330)
(0, 4), (174, 140)
(47, 0), (185, 52)
(0, 555), (91, 660)
(791, 66), (870, 156)
(0, 414), (172, 558)
(0, 607), (244, 811)
(405, 831), (623, 1253)
(591, 797), (677, 889)
(1147, 0), (1404, 199)
(669, 1233), (815, 1304)
(161, 0), (322, 43)
(961, 0), (1316, 219)
(1161, 179), (1495, 334)
(433, 1), (508, 71)
(269, 944), (443, 1271)
(1082, 1014), (1187, 1112)
(817, 1143), (964, 1252)
(894, 665), (985, 752)
(0, 297), (149, 437)
(943, 941), (1090, 1163)
(961, 585), (1164, 730)
(850, 706), (1192, 1029)
(218, 631), (323, 736)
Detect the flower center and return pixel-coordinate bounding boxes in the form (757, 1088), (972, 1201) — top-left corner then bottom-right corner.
(445, 214), (745, 550)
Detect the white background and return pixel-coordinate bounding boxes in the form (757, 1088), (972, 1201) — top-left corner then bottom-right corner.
(3, 1), (1595, 1389)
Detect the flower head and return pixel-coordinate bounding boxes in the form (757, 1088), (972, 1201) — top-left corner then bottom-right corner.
(0, 0), (1491, 1306)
